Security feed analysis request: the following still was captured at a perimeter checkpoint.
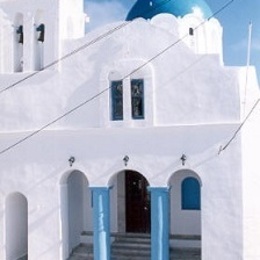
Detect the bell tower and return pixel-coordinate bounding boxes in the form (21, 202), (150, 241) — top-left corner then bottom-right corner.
(0, 0), (86, 73)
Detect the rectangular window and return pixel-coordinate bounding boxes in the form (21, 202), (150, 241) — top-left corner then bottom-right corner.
(111, 80), (123, 120)
(131, 79), (144, 119)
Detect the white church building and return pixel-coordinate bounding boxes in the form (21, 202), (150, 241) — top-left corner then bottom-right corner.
(0, 0), (260, 259)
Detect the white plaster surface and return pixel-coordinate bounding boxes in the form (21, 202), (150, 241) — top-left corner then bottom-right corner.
(0, 0), (259, 259)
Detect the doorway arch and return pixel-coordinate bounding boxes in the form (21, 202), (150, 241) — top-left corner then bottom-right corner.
(110, 170), (150, 234)
(60, 170), (92, 259)
(6, 192), (28, 260)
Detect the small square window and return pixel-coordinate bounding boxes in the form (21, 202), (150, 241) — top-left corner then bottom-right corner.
(131, 79), (144, 119)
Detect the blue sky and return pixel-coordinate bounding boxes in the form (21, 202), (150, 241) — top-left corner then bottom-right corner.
(85, 0), (260, 80)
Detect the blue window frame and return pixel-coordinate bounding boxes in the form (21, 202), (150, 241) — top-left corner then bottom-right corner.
(131, 79), (144, 119)
(181, 177), (201, 210)
(111, 80), (123, 120)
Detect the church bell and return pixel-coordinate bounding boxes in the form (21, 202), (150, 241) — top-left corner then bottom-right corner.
(16, 25), (23, 44)
(36, 24), (45, 42)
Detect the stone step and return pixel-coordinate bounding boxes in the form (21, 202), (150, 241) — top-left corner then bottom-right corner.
(17, 256), (27, 260)
(69, 233), (201, 260)
(171, 248), (201, 260)
(113, 234), (151, 245)
(69, 244), (201, 260)
(111, 256), (150, 260)
(69, 244), (93, 260)
(111, 235), (151, 259)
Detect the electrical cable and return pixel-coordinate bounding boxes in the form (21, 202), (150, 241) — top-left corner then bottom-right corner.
(123, 0), (235, 80)
(218, 98), (260, 154)
(0, 0), (174, 95)
(0, 0), (236, 156)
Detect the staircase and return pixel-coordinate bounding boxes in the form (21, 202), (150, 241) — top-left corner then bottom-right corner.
(112, 233), (151, 260)
(68, 232), (201, 260)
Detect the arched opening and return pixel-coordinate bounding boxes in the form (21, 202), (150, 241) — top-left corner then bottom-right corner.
(34, 10), (44, 70)
(110, 170), (150, 234)
(168, 169), (201, 253)
(6, 192), (28, 260)
(60, 170), (92, 259)
(14, 13), (24, 72)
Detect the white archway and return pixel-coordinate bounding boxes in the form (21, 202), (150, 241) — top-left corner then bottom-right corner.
(6, 192), (28, 260)
(169, 169), (201, 236)
(60, 170), (92, 259)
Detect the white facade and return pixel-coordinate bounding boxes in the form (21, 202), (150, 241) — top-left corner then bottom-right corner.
(0, 0), (260, 259)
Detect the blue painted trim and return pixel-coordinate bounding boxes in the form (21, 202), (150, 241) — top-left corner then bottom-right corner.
(181, 177), (201, 210)
(148, 187), (170, 260)
(91, 187), (111, 260)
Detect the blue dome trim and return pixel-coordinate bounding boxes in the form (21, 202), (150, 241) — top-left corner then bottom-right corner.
(126, 0), (213, 21)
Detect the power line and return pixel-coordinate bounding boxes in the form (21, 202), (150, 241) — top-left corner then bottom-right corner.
(0, 54), (208, 156)
(206, 0), (235, 20)
(218, 98), (260, 154)
(124, 0), (235, 80)
(0, 0), (235, 156)
(0, 0), (174, 95)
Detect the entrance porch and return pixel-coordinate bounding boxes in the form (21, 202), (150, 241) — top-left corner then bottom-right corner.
(62, 170), (201, 260)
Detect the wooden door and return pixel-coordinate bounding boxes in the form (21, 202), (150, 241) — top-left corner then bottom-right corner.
(125, 171), (150, 233)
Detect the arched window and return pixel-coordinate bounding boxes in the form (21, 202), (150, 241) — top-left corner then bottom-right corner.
(181, 177), (200, 210)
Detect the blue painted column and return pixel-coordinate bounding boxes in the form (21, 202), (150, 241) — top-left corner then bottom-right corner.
(149, 187), (170, 260)
(91, 187), (110, 260)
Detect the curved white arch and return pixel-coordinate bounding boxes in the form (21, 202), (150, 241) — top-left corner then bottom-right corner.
(167, 168), (202, 187)
(59, 170), (91, 259)
(168, 168), (202, 238)
(107, 164), (151, 187)
(5, 192), (28, 260)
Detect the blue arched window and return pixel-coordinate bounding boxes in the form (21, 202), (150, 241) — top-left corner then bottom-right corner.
(181, 177), (201, 210)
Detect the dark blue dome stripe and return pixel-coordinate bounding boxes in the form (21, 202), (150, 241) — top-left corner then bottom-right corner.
(126, 0), (212, 21)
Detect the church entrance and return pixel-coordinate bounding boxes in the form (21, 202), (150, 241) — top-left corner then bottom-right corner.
(125, 170), (150, 233)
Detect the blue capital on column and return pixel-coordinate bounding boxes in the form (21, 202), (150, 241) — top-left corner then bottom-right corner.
(91, 187), (111, 260)
(149, 187), (170, 260)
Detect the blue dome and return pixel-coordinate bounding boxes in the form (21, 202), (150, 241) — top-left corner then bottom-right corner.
(126, 0), (213, 21)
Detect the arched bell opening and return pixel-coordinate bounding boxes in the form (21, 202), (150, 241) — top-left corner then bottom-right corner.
(34, 10), (45, 71)
(13, 13), (24, 72)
